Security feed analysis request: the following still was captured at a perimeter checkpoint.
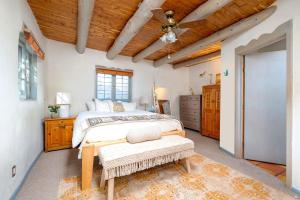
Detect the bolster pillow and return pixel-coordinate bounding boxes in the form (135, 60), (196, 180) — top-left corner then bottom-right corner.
(127, 125), (162, 144)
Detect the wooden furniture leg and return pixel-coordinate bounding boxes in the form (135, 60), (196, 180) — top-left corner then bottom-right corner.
(107, 178), (114, 200)
(183, 158), (191, 173)
(100, 169), (106, 189)
(82, 145), (94, 190)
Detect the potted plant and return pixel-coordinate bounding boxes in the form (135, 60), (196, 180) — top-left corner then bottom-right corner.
(48, 105), (60, 118)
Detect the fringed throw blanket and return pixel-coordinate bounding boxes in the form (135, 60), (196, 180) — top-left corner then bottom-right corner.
(87, 114), (176, 128)
(98, 135), (195, 180)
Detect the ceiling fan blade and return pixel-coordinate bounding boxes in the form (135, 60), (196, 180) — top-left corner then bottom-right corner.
(151, 8), (169, 24)
(173, 28), (182, 37)
(178, 19), (207, 29)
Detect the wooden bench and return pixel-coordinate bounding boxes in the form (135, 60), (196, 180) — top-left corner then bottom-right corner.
(98, 135), (194, 200)
(81, 130), (186, 191)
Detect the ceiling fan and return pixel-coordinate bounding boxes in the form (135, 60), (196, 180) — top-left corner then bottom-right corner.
(151, 8), (205, 44)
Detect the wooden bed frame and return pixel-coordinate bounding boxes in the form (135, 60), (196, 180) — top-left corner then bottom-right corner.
(81, 129), (186, 190)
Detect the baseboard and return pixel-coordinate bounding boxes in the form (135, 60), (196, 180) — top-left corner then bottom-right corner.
(219, 146), (235, 157)
(292, 187), (300, 196)
(9, 150), (43, 200)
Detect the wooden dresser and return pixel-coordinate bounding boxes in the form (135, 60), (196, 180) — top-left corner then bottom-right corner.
(44, 117), (76, 152)
(179, 95), (201, 131)
(202, 85), (220, 140)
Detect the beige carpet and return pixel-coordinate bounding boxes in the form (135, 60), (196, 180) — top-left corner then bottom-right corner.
(57, 154), (295, 200)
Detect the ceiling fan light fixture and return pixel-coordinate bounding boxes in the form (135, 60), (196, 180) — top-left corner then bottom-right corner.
(166, 30), (177, 42)
(160, 30), (177, 43)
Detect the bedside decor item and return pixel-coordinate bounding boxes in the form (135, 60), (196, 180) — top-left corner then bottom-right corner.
(48, 105), (60, 118)
(152, 82), (160, 113)
(155, 87), (171, 114)
(161, 100), (171, 115)
(140, 96), (149, 111)
(56, 92), (71, 118)
(155, 87), (168, 100)
(44, 117), (75, 152)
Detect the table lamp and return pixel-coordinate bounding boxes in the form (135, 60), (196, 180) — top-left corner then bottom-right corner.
(56, 92), (71, 118)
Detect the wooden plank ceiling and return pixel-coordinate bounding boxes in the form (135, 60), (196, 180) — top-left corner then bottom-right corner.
(28, 0), (275, 65)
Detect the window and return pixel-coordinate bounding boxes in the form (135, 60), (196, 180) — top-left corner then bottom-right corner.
(96, 68), (133, 102)
(18, 32), (37, 100)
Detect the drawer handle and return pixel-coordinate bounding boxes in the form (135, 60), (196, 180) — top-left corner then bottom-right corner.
(59, 125), (66, 128)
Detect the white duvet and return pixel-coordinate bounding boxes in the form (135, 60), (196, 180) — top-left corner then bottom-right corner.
(72, 110), (183, 149)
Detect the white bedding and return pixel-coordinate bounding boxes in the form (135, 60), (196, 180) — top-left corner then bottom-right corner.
(72, 110), (183, 149)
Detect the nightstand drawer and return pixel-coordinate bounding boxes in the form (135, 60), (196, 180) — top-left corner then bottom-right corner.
(47, 119), (73, 126)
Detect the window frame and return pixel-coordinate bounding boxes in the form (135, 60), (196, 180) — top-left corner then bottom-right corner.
(95, 68), (133, 102)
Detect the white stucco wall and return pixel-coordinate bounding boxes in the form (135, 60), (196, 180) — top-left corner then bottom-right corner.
(45, 39), (190, 119)
(220, 0), (300, 191)
(0, 0), (46, 199)
(188, 59), (221, 95)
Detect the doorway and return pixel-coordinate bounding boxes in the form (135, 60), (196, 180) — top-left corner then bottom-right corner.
(244, 40), (287, 182)
(234, 21), (293, 186)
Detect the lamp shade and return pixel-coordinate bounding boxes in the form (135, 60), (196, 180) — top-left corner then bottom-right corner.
(56, 92), (71, 105)
(155, 87), (168, 100)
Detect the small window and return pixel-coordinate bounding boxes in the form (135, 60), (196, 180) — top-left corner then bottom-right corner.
(18, 32), (37, 100)
(96, 68), (132, 102)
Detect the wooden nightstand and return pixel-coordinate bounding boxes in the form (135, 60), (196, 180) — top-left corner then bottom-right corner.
(44, 117), (76, 152)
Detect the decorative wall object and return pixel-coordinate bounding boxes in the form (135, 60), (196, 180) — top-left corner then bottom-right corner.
(190, 87), (195, 95)
(224, 69), (229, 76)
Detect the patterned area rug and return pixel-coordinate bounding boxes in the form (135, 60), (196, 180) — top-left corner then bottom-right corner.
(57, 154), (295, 200)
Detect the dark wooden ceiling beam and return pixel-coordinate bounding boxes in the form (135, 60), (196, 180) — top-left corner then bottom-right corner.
(106, 0), (166, 60)
(132, 0), (232, 63)
(173, 51), (221, 69)
(76, 0), (95, 54)
(153, 6), (276, 67)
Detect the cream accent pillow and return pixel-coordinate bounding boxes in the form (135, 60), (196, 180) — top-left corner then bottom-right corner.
(127, 125), (161, 144)
(105, 100), (114, 112)
(95, 99), (110, 112)
(122, 102), (137, 111)
(86, 101), (96, 111)
(113, 102), (125, 112)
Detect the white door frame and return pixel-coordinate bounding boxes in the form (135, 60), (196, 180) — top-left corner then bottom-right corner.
(234, 20), (293, 187)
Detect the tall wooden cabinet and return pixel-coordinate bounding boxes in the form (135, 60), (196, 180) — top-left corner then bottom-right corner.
(44, 117), (75, 152)
(179, 95), (201, 131)
(202, 85), (220, 140)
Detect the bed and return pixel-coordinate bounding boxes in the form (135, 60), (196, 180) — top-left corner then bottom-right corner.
(72, 110), (185, 190)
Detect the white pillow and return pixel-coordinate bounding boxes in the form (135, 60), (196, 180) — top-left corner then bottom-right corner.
(95, 99), (110, 112)
(122, 102), (137, 111)
(127, 125), (161, 144)
(105, 100), (114, 112)
(86, 101), (96, 111)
